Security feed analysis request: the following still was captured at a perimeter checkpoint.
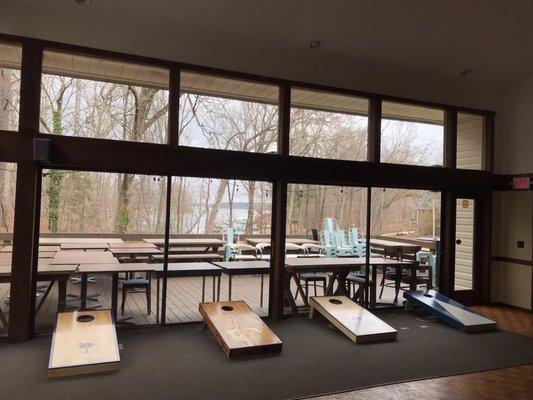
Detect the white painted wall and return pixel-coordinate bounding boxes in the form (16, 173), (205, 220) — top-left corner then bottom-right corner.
(491, 73), (533, 310)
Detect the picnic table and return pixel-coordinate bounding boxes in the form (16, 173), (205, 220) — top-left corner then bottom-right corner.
(370, 239), (422, 258)
(39, 237), (124, 246)
(245, 237), (319, 246)
(51, 251), (118, 265)
(60, 243), (110, 250)
(1, 245), (60, 253)
(143, 238), (224, 253)
(211, 260), (270, 306)
(109, 247), (162, 259)
(284, 257), (416, 312)
(152, 262), (223, 323)
(0, 264), (77, 328)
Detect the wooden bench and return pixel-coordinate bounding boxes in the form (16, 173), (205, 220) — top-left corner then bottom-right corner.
(150, 253), (222, 262)
(309, 295), (397, 343)
(199, 300), (282, 358)
(48, 310), (120, 377)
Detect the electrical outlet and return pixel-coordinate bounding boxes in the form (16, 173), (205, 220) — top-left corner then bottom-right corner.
(517, 241), (524, 248)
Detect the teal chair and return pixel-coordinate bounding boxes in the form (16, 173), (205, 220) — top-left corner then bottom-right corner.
(334, 230), (355, 257)
(223, 227), (257, 261)
(416, 251), (436, 287)
(348, 227), (367, 258)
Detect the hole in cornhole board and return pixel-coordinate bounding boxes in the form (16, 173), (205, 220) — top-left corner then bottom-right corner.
(221, 306), (234, 311)
(328, 299), (343, 305)
(76, 314), (95, 323)
(423, 293), (433, 298)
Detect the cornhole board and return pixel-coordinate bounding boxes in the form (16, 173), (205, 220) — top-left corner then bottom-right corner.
(403, 290), (497, 333)
(48, 310), (120, 377)
(199, 300), (282, 358)
(309, 296), (397, 343)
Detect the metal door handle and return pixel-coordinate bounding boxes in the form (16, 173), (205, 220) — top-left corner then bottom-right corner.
(455, 239), (462, 245)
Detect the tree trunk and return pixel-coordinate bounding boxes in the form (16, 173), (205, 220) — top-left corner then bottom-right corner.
(244, 181), (256, 234)
(205, 179), (228, 233)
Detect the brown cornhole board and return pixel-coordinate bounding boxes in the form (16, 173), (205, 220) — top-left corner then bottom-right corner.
(199, 300), (282, 358)
(48, 310), (120, 377)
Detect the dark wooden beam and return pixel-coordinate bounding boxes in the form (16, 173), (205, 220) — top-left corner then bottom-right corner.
(8, 163), (40, 342)
(444, 110), (457, 169)
(167, 65), (180, 147)
(269, 178), (287, 320)
(7, 42), (43, 342)
(482, 114), (495, 173)
(368, 97), (381, 163)
(439, 190), (456, 297)
(18, 42), (42, 133)
(278, 83), (291, 156)
(34, 134), (494, 190)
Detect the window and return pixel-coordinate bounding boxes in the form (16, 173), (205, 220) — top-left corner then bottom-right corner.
(36, 170), (167, 332)
(381, 102), (444, 166)
(0, 43), (22, 132)
(40, 51), (169, 143)
(166, 177), (273, 323)
(290, 88), (368, 161)
(457, 113), (484, 170)
(371, 187), (441, 290)
(179, 71), (279, 152)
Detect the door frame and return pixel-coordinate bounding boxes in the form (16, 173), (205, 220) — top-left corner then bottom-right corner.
(449, 190), (491, 304)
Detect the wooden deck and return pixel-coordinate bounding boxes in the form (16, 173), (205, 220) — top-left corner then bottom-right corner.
(1, 272), (401, 334)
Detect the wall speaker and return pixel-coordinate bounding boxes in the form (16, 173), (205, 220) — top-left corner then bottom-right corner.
(33, 138), (51, 162)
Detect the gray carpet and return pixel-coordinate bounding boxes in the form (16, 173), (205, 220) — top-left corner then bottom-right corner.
(1, 310), (532, 400)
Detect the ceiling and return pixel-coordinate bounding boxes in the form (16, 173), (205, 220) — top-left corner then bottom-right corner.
(1, 0), (532, 95)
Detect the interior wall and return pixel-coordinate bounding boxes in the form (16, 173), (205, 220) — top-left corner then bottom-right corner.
(491, 73), (533, 310)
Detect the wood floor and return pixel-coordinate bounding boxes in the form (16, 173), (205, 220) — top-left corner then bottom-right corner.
(0, 271), (400, 333)
(312, 305), (533, 400)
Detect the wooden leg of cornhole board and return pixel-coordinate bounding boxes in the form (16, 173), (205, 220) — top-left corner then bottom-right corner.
(48, 310), (120, 377)
(309, 296), (397, 343)
(199, 300), (282, 358)
(403, 290), (498, 333)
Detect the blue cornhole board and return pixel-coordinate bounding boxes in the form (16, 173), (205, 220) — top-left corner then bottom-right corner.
(403, 290), (497, 333)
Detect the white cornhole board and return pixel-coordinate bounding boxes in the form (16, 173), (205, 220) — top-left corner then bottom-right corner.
(309, 296), (397, 343)
(48, 310), (120, 377)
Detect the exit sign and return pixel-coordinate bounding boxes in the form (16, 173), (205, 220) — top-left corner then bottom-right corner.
(513, 176), (531, 190)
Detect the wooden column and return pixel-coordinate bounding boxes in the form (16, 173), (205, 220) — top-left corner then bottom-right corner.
(439, 190), (456, 297)
(167, 65), (180, 147)
(269, 82), (290, 320)
(482, 114), (495, 172)
(8, 41), (42, 342)
(444, 110), (457, 169)
(368, 97), (381, 163)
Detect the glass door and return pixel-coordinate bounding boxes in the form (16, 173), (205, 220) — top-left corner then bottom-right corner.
(452, 193), (484, 303)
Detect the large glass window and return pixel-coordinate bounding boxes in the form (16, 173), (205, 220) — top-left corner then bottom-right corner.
(0, 162), (17, 335)
(40, 51), (169, 143)
(165, 177), (273, 323)
(0, 43), (21, 132)
(35, 170), (167, 332)
(457, 113), (484, 170)
(285, 184), (368, 310)
(371, 187), (441, 296)
(381, 102), (444, 166)
(179, 71), (279, 152)
(290, 88), (368, 161)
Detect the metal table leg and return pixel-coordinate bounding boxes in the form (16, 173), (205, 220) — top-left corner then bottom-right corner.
(201, 276), (206, 303)
(260, 274), (264, 307)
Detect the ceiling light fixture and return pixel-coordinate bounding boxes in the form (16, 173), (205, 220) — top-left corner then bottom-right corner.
(309, 40), (321, 49)
(460, 68), (474, 77)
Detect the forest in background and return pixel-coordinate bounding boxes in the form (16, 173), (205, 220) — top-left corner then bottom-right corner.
(0, 67), (441, 238)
